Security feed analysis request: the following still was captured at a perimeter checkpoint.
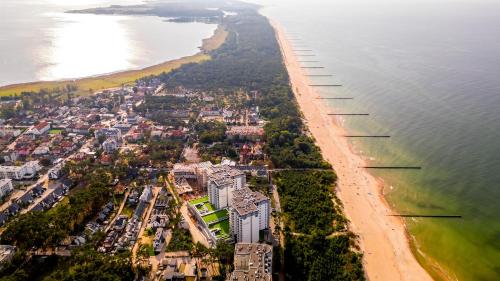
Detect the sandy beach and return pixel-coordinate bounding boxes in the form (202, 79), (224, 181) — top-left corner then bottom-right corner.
(272, 22), (433, 281)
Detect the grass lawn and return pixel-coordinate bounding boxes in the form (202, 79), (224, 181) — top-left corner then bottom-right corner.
(209, 219), (230, 238)
(49, 129), (63, 134)
(202, 209), (228, 224)
(189, 195), (209, 206)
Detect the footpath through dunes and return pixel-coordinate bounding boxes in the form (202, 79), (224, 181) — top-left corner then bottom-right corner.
(0, 26), (228, 97)
(272, 21), (434, 281)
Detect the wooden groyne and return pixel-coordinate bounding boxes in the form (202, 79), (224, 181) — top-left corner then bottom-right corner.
(310, 84), (342, 86)
(298, 60), (319, 62)
(316, 97), (353, 99)
(301, 66), (325, 69)
(345, 135), (390, 138)
(307, 74), (333, 77)
(298, 54), (316, 57)
(388, 214), (462, 218)
(361, 166), (422, 170)
(328, 113), (369, 116)
(293, 49), (313, 51)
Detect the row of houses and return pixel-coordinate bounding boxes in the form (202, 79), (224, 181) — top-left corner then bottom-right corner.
(0, 183), (69, 227)
(101, 186), (153, 253)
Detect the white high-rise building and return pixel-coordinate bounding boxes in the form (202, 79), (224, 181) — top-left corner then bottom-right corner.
(229, 187), (270, 243)
(207, 165), (245, 209)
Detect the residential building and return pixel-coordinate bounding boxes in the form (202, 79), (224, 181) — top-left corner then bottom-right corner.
(0, 161), (41, 180)
(26, 121), (50, 135)
(113, 123), (132, 133)
(0, 127), (21, 138)
(94, 128), (122, 140)
(102, 138), (119, 153)
(153, 227), (165, 254)
(226, 126), (264, 141)
(33, 145), (49, 155)
(0, 150), (18, 163)
(230, 243), (272, 281)
(139, 186), (152, 202)
(229, 187), (270, 243)
(0, 245), (16, 269)
(207, 165), (245, 209)
(48, 162), (63, 180)
(0, 179), (13, 199)
(126, 113), (139, 124)
(171, 163), (198, 180)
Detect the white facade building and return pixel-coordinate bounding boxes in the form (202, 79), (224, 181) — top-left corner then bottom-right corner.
(229, 187), (270, 243)
(0, 127), (21, 138)
(94, 128), (122, 140)
(0, 179), (13, 198)
(0, 161), (42, 180)
(26, 121), (50, 135)
(207, 165), (245, 209)
(102, 138), (119, 152)
(231, 243), (272, 281)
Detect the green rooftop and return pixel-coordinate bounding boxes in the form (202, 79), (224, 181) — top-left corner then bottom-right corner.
(202, 209), (228, 224)
(189, 195), (209, 206)
(209, 219), (230, 238)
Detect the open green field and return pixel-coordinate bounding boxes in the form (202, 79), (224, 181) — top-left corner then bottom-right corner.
(202, 209), (228, 224)
(0, 27), (227, 97)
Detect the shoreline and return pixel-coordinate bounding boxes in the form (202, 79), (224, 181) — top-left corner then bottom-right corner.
(0, 26), (227, 97)
(272, 21), (433, 281)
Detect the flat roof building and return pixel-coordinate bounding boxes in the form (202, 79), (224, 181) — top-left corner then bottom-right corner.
(229, 187), (270, 243)
(0, 179), (13, 199)
(207, 165), (245, 209)
(230, 243), (272, 281)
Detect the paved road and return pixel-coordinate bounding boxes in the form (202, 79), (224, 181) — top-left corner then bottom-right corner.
(131, 186), (160, 266)
(105, 189), (130, 233)
(271, 185), (285, 281)
(180, 202), (210, 247)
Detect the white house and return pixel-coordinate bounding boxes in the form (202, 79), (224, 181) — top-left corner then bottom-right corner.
(0, 161), (42, 180)
(26, 121), (50, 135)
(33, 145), (50, 155)
(0, 127), (21, 138)
(94, 128), (122, 140)
(0, 179), (13, 198)
(102, 138), (119, 153)
(0, 150), (18, 163)
(48, 162), (64, 180)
